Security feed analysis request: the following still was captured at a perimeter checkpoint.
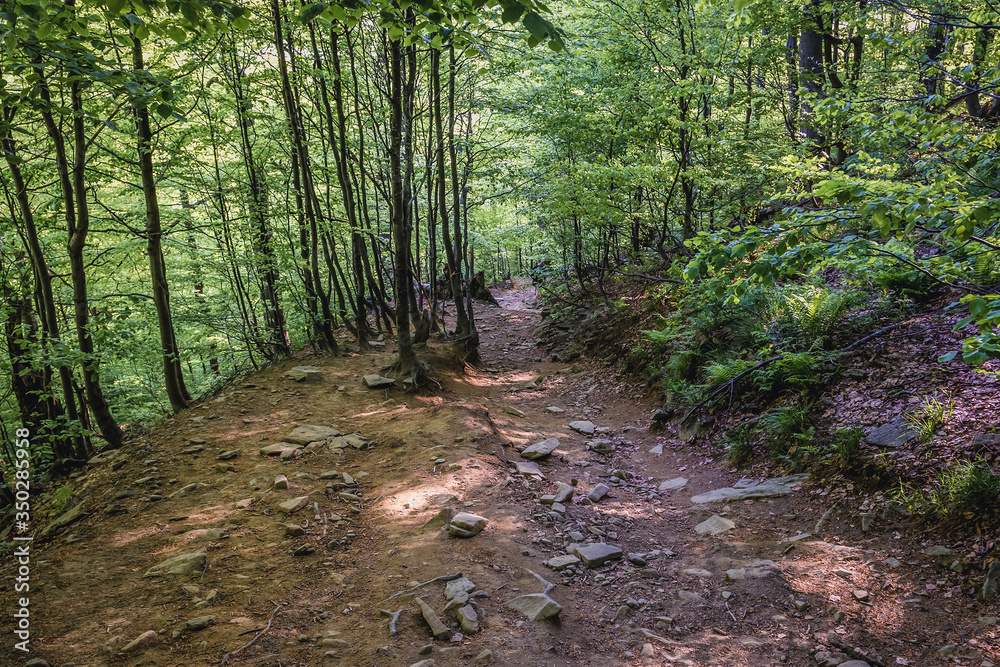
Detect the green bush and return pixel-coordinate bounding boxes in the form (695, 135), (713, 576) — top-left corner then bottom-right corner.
(762, 403), (814, 462)
(772, 286), (862, 350)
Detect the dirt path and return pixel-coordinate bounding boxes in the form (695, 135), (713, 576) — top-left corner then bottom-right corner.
(2, 284), (997, 667)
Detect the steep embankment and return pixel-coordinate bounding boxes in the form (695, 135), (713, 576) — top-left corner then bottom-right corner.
(1, 282), (998, 667)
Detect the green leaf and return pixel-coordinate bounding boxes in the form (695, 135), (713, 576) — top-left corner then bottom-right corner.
(522, 11), (549, 40)
(937, 351), (957, 363)
(502, 3), (525, 24)
(156, 103), (172, 119)
(299, 2), (327, 24)
(166, 26), (186, 43)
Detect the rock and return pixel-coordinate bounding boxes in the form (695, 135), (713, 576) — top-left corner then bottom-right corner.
(588, 483), (610, 503)
(23, 660), (50, 667)
(794, 599), (808, 611)
(814, 651), (850, 666)
(553, 482), (574, 503)
(456, 605), (478, 633)
(885, 557), (902, 568)
(726, 568), (746, 582)
(838, 662), (872, 667)
(980, 616), (998, 626)
(277, 496), (310, 514)
(217, 450), (240, 460)
(274, 475), (288, 490)
(980, 560), (1000, 601)
(504, 406), (526, 417)
(658, 477), (688, 492)
(416, 598), (452, 640)
(684, 568), (712, 577)
(545, 554), (581, 571)
(640, 642), (656, 657)
(422, 508), (456, 531)
(363, 374), (396, 389)
(587, 439), (615, 454)
(938, 645), (956, 657)
(509, 593), (562, 620)
(444, 592), (469, 612)
(448, 512), (487, 538)
(285, 425), (341, 445)
(852, 589), (870, 602)
(409, 661), (436, 667)
(521, 437), (560, 460)
(865, 416), (917, 447)
(444, 577), (477, 600)
(545, 406), (565, 414)
(649, 444), (663, 454)
(284, 366), (322, 381)
(515, 461), (545, 478)
(571, 543), (623, 568)
(143, 551), (206, 578)
(40, 503), (86, 536)
(695, 515), (735, 536)
(120, 630), (157, 653)
(474, 649), (496, 665)
(569, 420), (596, 435)
(259, 443), (301, 456)
(689, 474), (809, 504)
(185, 615), (214, 631)
(285, 524), (305, 537)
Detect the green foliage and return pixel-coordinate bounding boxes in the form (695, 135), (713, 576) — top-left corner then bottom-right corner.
(894, 458), (1000, 522)
(772, 287), (861, 351)
(40, 485), (73, 515)
(758, 352), (821, 393)
(829, 426), (863, 465)
(761, 403), (813, 462)
(704, 358), (753, 385)
(723, 423), (756, 469)
(904, 394), (953, 443)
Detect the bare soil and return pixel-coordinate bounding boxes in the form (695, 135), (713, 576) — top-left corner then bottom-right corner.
(2, 281), (998, 667)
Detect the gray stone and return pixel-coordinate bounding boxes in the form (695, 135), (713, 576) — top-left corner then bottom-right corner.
(456, 605), (478, 633)
(474, 649), (496, 665)
(285, 524), (305, 537)
(938, 645), (956, 657)
(509, 593), (562, 620)
(217, 450), (240, 460)
(410, 661), (436, 667)
(838, 662), (872, 667)
(444, 592), (469, 612)
(444, 577), (476, 600)
(587, 483), (610, 503)
(658, 477), (688, 492)
(259, 443), (301, 456)
(545, 406), (565, 414)
(422, 508), (456, 531)
(814, 651), (850, 666)
(416, 598), (452, 640)
(689, 474), (809, 504)
(284, 366), (322, 381)
(143, 551), (206, 578)
(587, 439), (615, 454)
(521, 437), (560, 460)
(885, 557), (902, 568)
(865, 416), (917, 448)
(569, 420), (596, 435)
(980, 560), (1000, 601)
(572, 543), (623, 568)
(695, 515), (735, 535)
(285, 425), (341, 445)
(545, 554), (581, 571)
(853, 589), (870, 602)
(363, 374), (396, 389)
(40, 503), (86, 536)
(277, 496), (310, 514)
(120, 630), (157, 653)
(185, 615), (214, 630)
(24, 659), (51, 667)
(505, 406), (526, 417)
(553, 482), (574, 504)
(448, 512), (487, 538)
(273, 475), (288, 490)
(515, 461), (545, 478)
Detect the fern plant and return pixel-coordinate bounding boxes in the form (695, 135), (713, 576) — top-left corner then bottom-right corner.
(773, 286), (861, 350)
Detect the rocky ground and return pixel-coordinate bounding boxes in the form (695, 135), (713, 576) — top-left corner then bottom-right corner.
(1, 281), (998, 667)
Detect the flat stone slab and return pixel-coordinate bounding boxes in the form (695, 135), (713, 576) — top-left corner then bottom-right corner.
(695, 515), (736, 536)
(448, 512), (487, 537)
(363, 374), (396, 389)
(416, 597), (452, 640)
(568, 420), (595, 435)
(545, 406), (565, 413)
(571, 543), (623, 568)
(278, 496), (310, 514)
(285, 425), (341, 445)
(690, 474), (808, 504)
(865, 416), (917, 448)
(521, 437), (560, 460)
(658, 477), (689, 492)
(509, 593), (562, 621)
(445, 577), (477, 600)
(284, 366), (322, 381)
(587, 483), (610, 503)
(553, 482), (574, 504)
(143, 551), (206, 578)
(41, 503), (86, 536)
(515, 461), (545, 478)
(546, 554), (581, 570)
(260, 442), (302, 456)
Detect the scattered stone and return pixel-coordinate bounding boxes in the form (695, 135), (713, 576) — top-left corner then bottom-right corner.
(456, 605), (479, 633)
(641, 642), (656, 658)
(569, 420), (596, 435)
(409, 660), (436, 667)
(444, 578), (477, 600)
(980, 616), (998, 626)
(587, 439), (615, 454)
(120, 630), (157, 653)
(838, 663), (872, 667)
(217, 450), (240, 460)
(416, 598), (452, 640)
(185, 616), (214, 631)
(284, 366), (322, 381)
(40, 503), (86, 536)
(422, 508), (456, 531)
(794, 600), (808, 611)
(814, 651), (850, 667)
(285, 425), (341, 445)
(658, 477), (688, 492)
(474, 649), (496, 665)
(649, 444), (663, 454)
(277, 496), (310, 514)
(363, 374), (396, 389)
(938, 645), (956, 657)
(545, 555), (581, 571)
(852, 589), (870, 602)
(834, 569), (852, 579)
(143, 551), (206, 578)
(23, 660), (50, 667)
(587, 483), (610, 503)
(545, 406), (565, 414)
(448, 512), (487, 538)
(515, 461), (545, 478)
(865, 416), (918, 447)
(273, 475), (288, 490)
(285, 524), (305, 537)
(689, 474), (809, 504)
(259, 443), (301, 456)
(980, 560), (1000, 601)
(180, 444), (204, 455)
(726, 569), (746, 582)
(695, 515), (735, 536)
(570, 543), (623, 568)
(504, 406), (526, 417)
(521, 437), (560, 460)
(509, 593), (562, 621)
(885, 557), (902, 568)
(553, 482), (574, 503)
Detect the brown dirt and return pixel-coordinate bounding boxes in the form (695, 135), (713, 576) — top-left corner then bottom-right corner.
(2, 281), (998, 667)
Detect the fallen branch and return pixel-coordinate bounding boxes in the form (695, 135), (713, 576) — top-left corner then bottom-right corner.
(379, 608), (404, 636)
(527, 569), (556, 595)
(814, 502), (839, 534)
(382, 572), (464, 602)
(221, 604), (280, 666)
